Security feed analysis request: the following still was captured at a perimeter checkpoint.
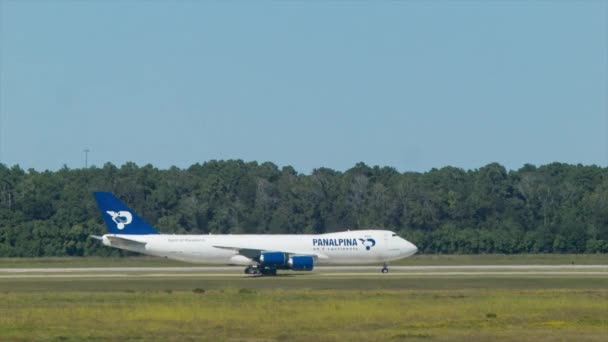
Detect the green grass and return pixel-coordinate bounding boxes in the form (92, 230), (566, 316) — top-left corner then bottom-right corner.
(1, 253), (606, 268)
(1, 255), (606, 340)
(0, 271), (607, 341)
(0, 256), (188, 268)
(0, 287), (606, 341)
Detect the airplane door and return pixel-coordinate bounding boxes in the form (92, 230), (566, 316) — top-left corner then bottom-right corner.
(384, 232), (400, 258)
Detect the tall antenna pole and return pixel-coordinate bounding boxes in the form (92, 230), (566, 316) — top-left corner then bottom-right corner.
(84, 148), (90, 168)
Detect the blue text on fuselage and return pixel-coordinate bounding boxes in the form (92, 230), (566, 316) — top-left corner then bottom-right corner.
(312, 238), (358, 247)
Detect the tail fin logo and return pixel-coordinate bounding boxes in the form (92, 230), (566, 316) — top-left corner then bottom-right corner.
(105, 211), (133, 230)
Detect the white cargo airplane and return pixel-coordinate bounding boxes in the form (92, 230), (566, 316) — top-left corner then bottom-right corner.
(92, 192), (418, 275)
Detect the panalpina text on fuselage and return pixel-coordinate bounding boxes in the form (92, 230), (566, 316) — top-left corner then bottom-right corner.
(312, 238), (358, 247)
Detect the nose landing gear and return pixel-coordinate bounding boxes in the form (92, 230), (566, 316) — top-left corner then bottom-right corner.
(381, 263), (389, 273)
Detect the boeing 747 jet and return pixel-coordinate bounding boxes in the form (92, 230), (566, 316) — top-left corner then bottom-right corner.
(92, 192), (418, 275)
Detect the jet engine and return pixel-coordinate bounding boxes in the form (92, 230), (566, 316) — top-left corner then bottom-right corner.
(258, 252), (314, 271)
(288, 255), (314, 271)
(259, 252), (288, 266)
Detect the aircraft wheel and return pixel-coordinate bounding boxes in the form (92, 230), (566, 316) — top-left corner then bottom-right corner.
(245, 266), (262, 275)
(381, 267), (389, 273)
(260, 267), (277, 276)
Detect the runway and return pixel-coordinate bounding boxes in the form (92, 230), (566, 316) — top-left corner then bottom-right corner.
(1, 265), (606, 278)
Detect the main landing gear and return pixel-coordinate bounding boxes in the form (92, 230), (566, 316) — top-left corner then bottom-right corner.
(244, 265), (277, 276)
(381, 263), (389, 273)
(244, 266), (261, 275)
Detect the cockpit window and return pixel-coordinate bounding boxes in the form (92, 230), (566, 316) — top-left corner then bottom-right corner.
(392, 234), (397, 237)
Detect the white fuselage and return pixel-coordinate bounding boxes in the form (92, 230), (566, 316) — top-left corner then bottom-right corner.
(101, 230), (418, 265)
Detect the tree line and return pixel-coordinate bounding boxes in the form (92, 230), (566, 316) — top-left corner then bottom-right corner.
(0, 161), (606, 257)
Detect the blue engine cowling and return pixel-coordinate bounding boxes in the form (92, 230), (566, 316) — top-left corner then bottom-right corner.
(259, 252), (314, 271)
(259, 252), (288, 266)
(288, 255), (314, 271)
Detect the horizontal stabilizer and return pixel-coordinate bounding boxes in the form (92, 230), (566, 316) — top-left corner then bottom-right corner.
(105, 236), (147, 250)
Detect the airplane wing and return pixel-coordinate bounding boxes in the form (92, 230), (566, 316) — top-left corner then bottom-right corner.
(212, 244), (329, 260)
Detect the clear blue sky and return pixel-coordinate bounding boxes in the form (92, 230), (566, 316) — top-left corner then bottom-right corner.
(1, 1), (606, 173)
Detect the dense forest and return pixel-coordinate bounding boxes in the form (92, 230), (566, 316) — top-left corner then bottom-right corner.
(0, 161), (606, 256)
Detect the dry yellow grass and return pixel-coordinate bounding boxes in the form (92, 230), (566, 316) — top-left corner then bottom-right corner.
(1, 288), (606, 341)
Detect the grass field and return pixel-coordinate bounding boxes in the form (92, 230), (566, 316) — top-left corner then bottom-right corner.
(1, 256), (607, 341)
(1, 253), (607, 268)
(1, 274), (607, 341)
(1, 285), (607, 341)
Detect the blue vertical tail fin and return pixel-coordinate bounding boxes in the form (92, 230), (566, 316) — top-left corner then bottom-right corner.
(93, 192), (159, 235)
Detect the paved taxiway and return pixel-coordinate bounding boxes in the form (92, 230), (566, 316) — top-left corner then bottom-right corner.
(0, 265), (606, 278)
(1, 265), (608, 273)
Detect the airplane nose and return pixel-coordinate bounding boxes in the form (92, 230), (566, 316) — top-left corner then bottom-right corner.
(401, 239), (418, 257)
